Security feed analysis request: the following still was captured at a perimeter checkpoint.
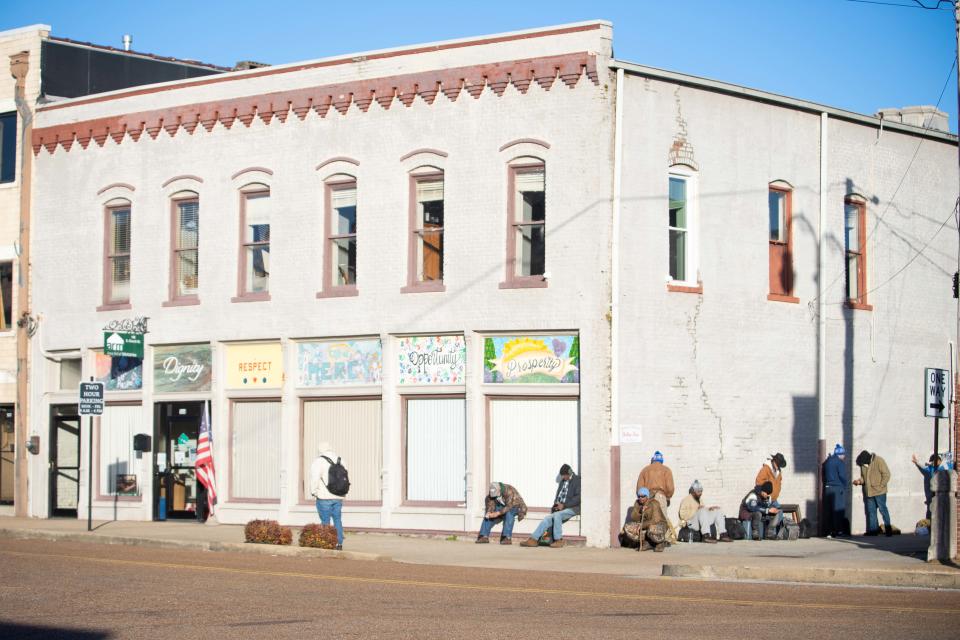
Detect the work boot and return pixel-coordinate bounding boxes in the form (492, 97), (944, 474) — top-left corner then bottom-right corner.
(519, 537), (539, 548)
(885, 527), (894, 537)
(549, 539), (566, 548)
(718, 533), (732, 542)
(499, 537), (512, 545)
(476, 535), (490, 544)
(702, 535), (717, 544)
(335, 544), (342, 551)
(653, 542), (666, 552)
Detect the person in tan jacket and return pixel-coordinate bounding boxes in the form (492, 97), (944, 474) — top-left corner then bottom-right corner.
(636, 450), (675, 511)
(620, 487), (669, 551)
(755, 453), (786, 503)
(677, 480), (732, 543)
(853, 450), (892, 536)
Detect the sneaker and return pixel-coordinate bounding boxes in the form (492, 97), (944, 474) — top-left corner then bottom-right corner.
(519, 537), (539, 548)
(499, 537), (512, 545)
(702, 535), (718, 544)
(549, 539), (566, 548)
(335, 544), (342, 551)
(653, 542), (666, 552)
(476, 536), (490, 544)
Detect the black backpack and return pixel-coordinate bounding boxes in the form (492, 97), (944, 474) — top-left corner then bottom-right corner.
(322, 455), (351, 497)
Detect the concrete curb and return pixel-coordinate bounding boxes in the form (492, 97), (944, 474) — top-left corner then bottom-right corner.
(0, 528), (390, 562)
(662, 563), (960, 590)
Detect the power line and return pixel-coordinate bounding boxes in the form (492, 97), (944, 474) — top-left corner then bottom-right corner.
(844, 0), (952, 8)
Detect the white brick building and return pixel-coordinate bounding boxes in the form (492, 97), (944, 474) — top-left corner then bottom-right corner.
(21, 21), (958, 546)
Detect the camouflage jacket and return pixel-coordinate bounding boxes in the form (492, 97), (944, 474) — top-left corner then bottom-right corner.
(485, 483), (527, 521)
(627, 497), (666, 530)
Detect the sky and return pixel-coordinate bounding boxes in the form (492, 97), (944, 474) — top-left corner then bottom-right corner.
(2, 0), (958, 131)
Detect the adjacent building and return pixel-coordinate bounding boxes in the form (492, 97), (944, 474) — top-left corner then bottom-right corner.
(14, 21), (959, 546)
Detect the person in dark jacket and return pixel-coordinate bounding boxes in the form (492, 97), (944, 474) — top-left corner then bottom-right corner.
(521, 464), (581, 548)
(739, 481), (782, 540)
(822, 444), (848, 537)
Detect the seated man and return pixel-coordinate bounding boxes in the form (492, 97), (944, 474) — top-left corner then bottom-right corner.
(739, 481), (782, 540)
(620, 487), (669, 552)
(477, 482), (527, 545)
(521, 463), (581, 549)
(677, 479), (732, 543)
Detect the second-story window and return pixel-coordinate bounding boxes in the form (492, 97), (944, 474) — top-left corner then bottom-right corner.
(412, 173), (444, 285)
(241, 189), (270, 295)
(329, 181), (357, 288)
(768, 184), (795, 301)
(106, 204), (131, 304)
(512, 164), (546, 278)
(844, 197), (869, 308)
(0, 112), (15, 184)
(172, 197), (199, 300)
(668, 176), (688, 282)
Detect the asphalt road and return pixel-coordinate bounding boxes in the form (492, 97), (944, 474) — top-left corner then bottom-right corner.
(0, 538), (957, 639)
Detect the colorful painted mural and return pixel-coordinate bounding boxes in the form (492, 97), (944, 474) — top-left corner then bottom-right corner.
(397, 335), (466, 384)
(483, 335), (579, 383)
(225, 342), (283, 388)
(94, 351), (143, 390)
(154, 344), (212, 393)
(297, 339), (382, 387)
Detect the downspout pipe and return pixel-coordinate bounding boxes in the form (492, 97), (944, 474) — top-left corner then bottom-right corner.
(817, 111), (828, 534)
(10, 51), (32, 518)
(609, 67), (624, 547)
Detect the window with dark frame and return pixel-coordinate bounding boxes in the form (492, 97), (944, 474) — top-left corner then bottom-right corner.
(512, 165), (545, 278)
(0, 112), (15, 184)
(106, 205), (131, 304)
(768, 186), (795, 300)
(844, 198), (868, 308)
(0, 262), (11, 330)
(329, 181), (357, 288)
(240, 190), (270, 296)
(172, 197), (199, 300)
(413, 175), (444, 284)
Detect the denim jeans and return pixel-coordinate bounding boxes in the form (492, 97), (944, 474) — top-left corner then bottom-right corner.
(531, 508), (576, 541)
(824, 485), (846, 535)
(742, 510), (783, 540)
(479, 507), (518, 539)
(864, 493), (891, 533)
(316, 498), (344, 544)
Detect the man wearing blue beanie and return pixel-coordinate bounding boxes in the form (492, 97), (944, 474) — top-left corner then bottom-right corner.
(822, 444), (848, 537)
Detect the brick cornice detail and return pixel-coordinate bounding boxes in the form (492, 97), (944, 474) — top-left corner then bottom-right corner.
(33, 52), (599, 155)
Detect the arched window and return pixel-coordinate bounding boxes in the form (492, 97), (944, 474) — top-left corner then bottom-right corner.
(768, 180), (797, 303)
(101, 198), (132, 309)
(667, 164), (700, 292)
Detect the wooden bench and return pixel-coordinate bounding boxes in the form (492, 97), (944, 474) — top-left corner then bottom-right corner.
(779, 503), (801, 524)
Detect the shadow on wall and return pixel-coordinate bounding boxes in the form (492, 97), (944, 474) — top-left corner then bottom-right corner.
(791, 395), (819, 525)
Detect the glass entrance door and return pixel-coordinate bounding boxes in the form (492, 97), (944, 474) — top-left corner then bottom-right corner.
(50, 406), (81, 518)
(154, 402), (204, 520)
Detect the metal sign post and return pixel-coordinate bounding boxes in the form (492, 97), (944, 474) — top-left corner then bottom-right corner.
(925, 367), (951, 460)
(79, 379), (105, 532)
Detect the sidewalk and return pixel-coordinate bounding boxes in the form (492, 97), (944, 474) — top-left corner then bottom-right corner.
(2, 516), (958, 589)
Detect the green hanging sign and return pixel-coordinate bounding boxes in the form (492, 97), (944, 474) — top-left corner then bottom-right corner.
(104, 331), (144, 359)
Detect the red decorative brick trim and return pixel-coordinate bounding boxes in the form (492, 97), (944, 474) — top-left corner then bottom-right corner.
(33, 53), (600, 155)
(161, 174), (203, 188)
(96, 183), (135, 196)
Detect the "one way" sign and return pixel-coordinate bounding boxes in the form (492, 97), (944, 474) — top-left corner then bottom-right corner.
(924, 367), (950, 419)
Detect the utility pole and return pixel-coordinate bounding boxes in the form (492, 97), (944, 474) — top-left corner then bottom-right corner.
(954, 1), (960, 457)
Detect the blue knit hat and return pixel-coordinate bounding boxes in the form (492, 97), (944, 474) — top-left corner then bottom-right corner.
(834, 444), (845, 456)
(637, 487), (650, 498)
(652, 451), (664, 463)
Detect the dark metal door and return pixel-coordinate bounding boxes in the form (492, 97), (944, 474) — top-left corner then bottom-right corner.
(50, 410), (80, 518)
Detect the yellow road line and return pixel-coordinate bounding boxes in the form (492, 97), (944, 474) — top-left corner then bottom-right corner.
(2, 548), (957, 614)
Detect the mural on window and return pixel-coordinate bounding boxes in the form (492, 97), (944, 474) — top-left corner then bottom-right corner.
(397, 335), (465, 384)
(483, 335), (579, 384)
(94, 351), (143, 390)
(297, 339), (382, 387)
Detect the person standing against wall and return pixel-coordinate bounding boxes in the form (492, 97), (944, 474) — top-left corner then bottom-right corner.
(853, 450), (892, 536)
(822, 444), (848, 537)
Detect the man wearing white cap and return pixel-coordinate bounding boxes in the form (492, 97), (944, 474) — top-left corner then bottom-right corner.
(477, 481), (527, 544)
(310, 441), (345, 550)
(677, 480), (732, 543)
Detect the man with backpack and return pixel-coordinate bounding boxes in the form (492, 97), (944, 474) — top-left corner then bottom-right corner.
(310, 441), (350, 550)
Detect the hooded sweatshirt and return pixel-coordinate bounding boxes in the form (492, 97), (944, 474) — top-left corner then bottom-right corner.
(310, 443), (342, 500)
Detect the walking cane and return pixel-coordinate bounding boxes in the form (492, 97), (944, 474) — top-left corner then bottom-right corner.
(636, 508), (646, 552)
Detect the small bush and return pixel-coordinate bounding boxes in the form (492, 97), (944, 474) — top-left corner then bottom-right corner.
(244, 519), (293, 545)
(299, 523), (338, 549)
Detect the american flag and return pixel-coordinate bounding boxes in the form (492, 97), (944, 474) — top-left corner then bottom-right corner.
(195, 401), (218, 516)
